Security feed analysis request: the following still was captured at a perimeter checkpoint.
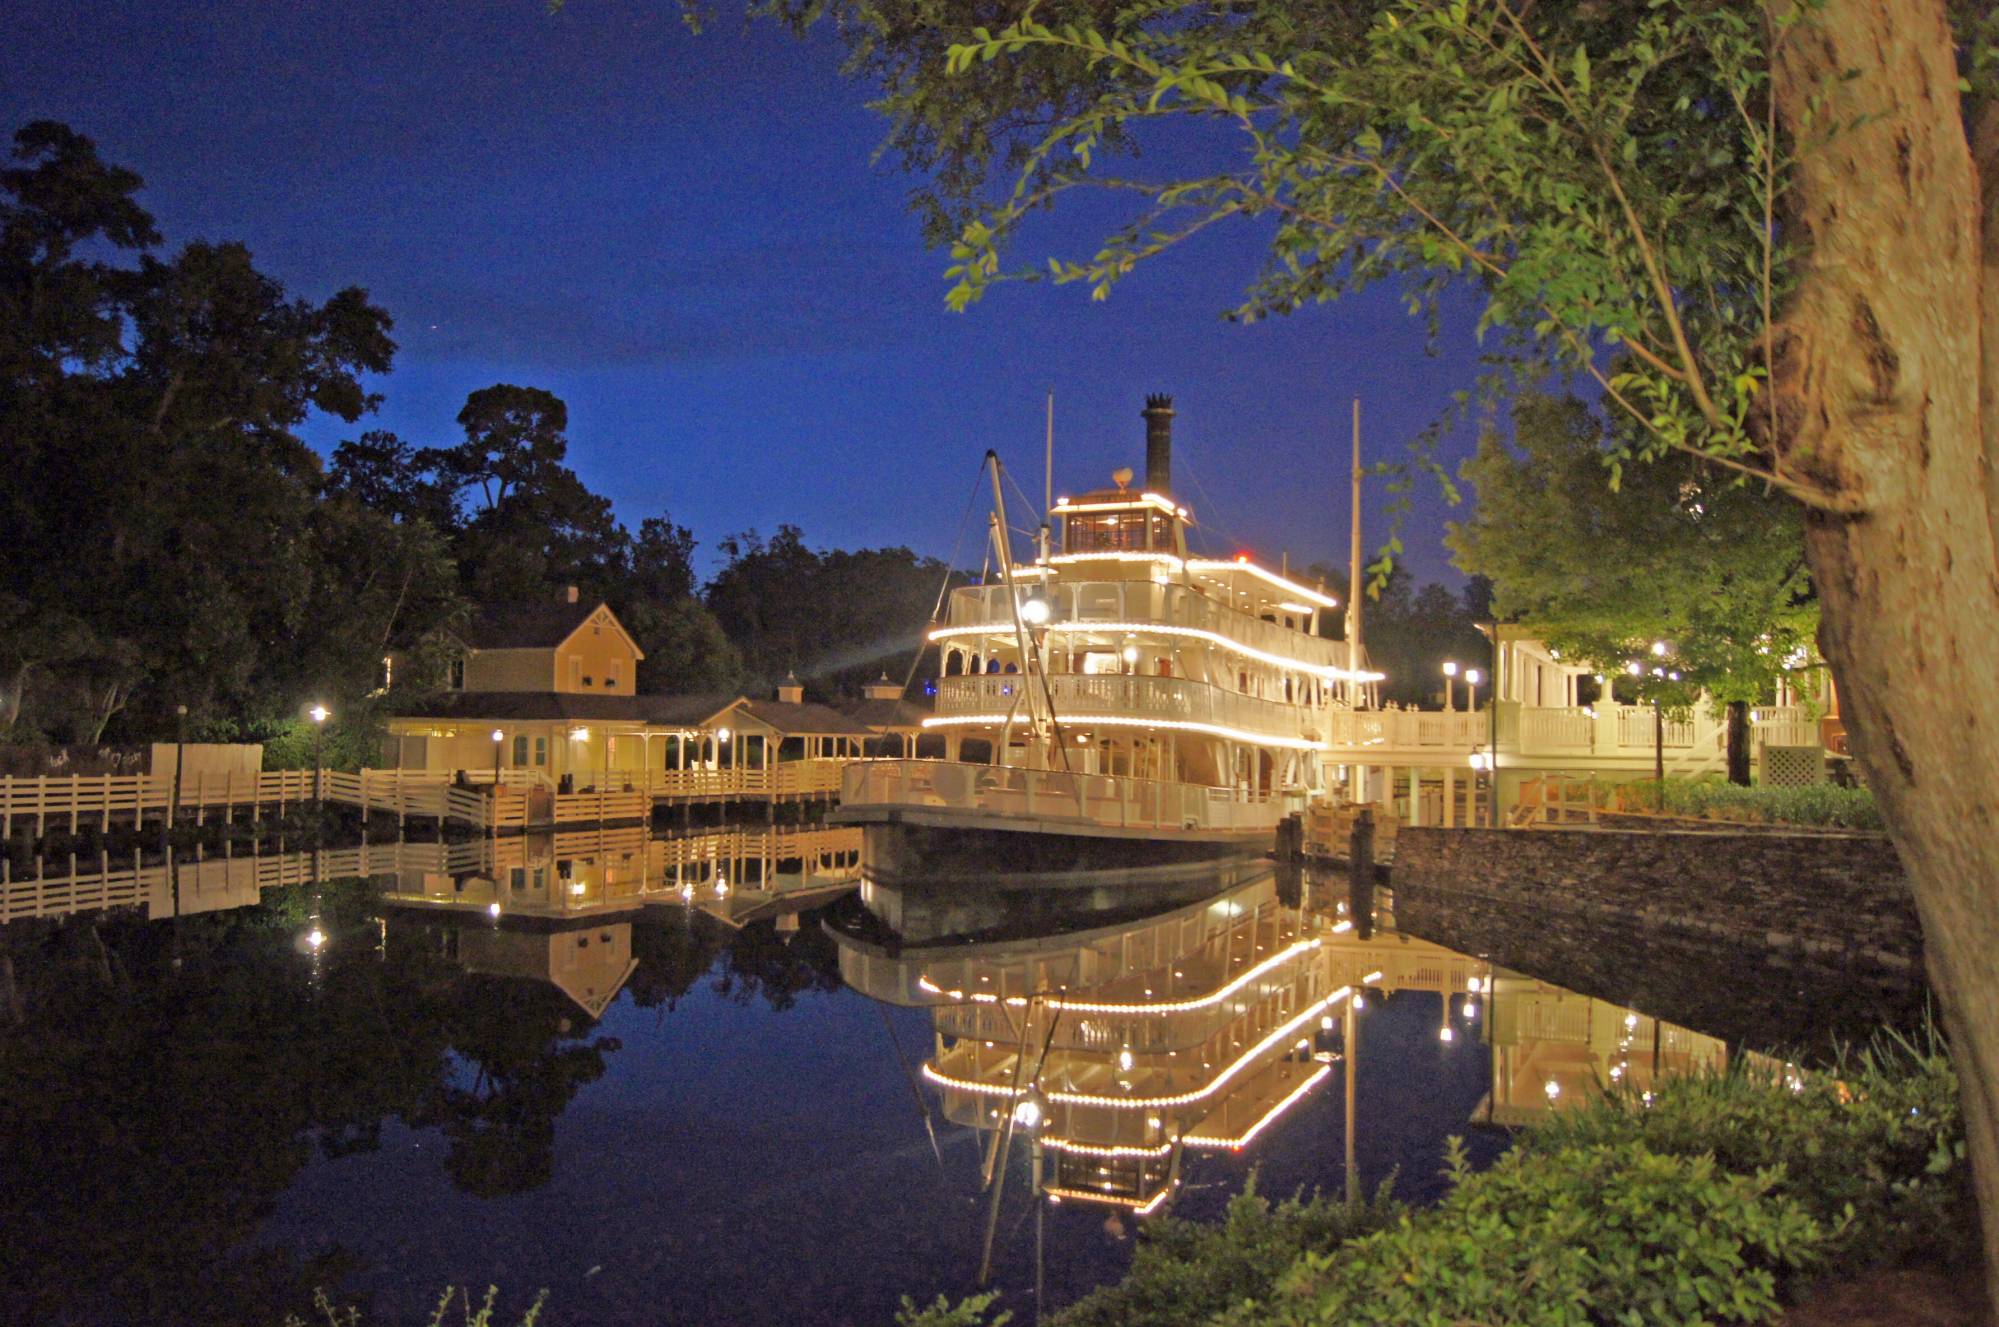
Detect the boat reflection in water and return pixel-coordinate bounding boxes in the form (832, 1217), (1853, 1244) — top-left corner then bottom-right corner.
(838, 860), (1744, 1228)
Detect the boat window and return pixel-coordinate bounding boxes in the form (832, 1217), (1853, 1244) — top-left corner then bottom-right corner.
(1062, 510), (1149, 553)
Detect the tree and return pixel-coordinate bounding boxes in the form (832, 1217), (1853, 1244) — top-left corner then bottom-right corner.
(0, 122), (409, 741)
(769, 0), (1999, 1295)
(705, 527), (954, 695)
(1449, 393), (1816, 782)
(425, 383), (628, 605)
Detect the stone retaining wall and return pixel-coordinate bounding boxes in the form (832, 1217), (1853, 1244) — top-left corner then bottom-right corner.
(1385, 826), (1924, 1048)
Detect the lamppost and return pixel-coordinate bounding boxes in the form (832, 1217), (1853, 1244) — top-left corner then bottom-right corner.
(172, 703), (188, 830)
(308, 704), (330, 807)
(1441, 660), (1458, 711)
(1471, 667), (1487, 823)
(491, 728), (505, 785)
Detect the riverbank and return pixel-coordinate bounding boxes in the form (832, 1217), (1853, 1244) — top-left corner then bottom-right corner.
(903, 1030), (1974, 1327)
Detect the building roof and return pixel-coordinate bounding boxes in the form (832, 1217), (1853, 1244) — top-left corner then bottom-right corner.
(728, 698), (875, 737)
(839, 696), (934, 732)
(389, 691), (656, 723)
(388, 690), (873, 736)
(449, 599), (644, 658)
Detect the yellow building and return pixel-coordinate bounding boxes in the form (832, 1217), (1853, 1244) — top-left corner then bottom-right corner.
(386, 595), (871, 801)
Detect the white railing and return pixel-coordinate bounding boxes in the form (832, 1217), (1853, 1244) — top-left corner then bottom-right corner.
(1519, 706), (1595, 751)
(1324, 709), (1488, 752)
(944, 579), (1351, 674)
(841, 758), (1285, 836)
(937, 673), (1319, 742)
(1616, 706), (1696, 750)
(614, 760), (844, 801)
(1751, 706), (1818, 749)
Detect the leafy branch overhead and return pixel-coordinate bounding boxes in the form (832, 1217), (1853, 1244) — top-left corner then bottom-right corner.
(920, 0), (1919, 511)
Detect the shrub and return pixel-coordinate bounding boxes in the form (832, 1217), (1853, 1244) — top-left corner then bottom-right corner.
(1241, 1142), (1826, 1327)
(1520, 1030), (1972, 1267)
(1047, 1177), (1401, 1327)
(1612, 776), (1882, 830)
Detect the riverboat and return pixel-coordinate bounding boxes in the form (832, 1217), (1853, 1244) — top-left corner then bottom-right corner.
(835, 396), (1382, 878)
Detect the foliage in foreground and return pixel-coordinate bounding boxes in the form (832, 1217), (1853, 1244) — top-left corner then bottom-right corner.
(901, 1029), (1968, 1327)
(282, 1285), (547, 1327)
(1610, 776), (1883, 831)
(1247, 1141), (1823, 1327)
(1048, 1177), (1401, 1327)
(1523, 1030), (1973, 1268)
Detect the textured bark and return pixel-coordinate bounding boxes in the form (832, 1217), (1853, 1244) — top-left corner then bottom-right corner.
(1725, 700), (1751, 787)
(1771, 1), (1999, 1311)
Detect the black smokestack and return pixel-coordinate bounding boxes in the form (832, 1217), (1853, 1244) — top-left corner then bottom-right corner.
(1143, 394), (1175, 495)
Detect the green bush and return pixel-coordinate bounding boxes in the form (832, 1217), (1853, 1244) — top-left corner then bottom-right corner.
(1520, 1032), (1972, 1267)
(1240, 1142), (1825, 1327)
(1613, 776), (1882, 830)
(1047, 1177), (1401, 1327)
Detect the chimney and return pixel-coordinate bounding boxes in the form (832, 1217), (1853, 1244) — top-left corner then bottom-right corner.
(563, 585), (580, 605)
(863, 672), (901, 701)
(1142, 394), (1174, 495)
(776, 671), (804, 704)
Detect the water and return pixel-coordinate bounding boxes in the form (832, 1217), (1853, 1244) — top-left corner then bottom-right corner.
(0, 826), (1924, 1327)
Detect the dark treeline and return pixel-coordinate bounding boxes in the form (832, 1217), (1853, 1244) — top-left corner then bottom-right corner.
(1309, 565), (1495, 708)
(0, 123), (949, 757)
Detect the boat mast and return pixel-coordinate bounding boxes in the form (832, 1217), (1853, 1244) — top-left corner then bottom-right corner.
(1040, 390), (1054, 566)
(1347, 397), (1365, 709)
(988, 451), (1049, 766)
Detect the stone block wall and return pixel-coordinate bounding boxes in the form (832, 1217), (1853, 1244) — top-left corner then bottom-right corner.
(1386, 826), (1924, 1049)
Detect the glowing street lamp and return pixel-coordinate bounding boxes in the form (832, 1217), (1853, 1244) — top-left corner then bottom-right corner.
(307, 703), (330, 806)
(1441, 660), (1459, 711)
(491, 728), (505, 785)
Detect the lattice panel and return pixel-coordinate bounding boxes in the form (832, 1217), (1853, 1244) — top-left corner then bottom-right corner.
(1762, 745), (1826, 787)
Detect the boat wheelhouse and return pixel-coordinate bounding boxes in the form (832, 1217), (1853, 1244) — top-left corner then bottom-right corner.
(836, 396), (1382, 874)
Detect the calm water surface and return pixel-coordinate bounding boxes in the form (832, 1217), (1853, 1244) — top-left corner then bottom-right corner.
(0, 825), (1922, 1326)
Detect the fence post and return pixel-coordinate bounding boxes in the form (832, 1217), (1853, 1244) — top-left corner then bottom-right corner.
(70, 773), (80, 836)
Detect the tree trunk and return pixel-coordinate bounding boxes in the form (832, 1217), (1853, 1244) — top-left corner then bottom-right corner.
(1724, 700), (1751, 787)
(1771, 1), (1999, 1309)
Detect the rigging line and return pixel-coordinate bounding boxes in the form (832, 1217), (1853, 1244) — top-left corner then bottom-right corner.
(876, 1001), (947, 1172)
(1176, 451), (1254, 561)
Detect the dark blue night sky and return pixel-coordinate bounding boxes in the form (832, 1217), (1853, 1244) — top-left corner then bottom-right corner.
(5, 0), (1486, 582)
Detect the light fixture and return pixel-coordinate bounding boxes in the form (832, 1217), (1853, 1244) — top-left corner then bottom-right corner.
(1651, 641), (1668, 657)
(1121, 644), (1139, 663)
(716, 727), (732, 744)
(305, 928), (326, 950)
(308, 704), (329, 725)
(1461, 998), (1477, 1018)
(571, 727), (590, 742)
(491, 728), (504, 743)
(1019, 594), (1051, 626)
(1545, 1079), (1561, 1100)
(1626, 662), (1642, 676)
(1464, 668), (1481, 685)
(1117, 1048), (1136, 1073)
(1438, 1025), (1455, 1043)
(1442, 661), (1458, 677)
(487, 902), (502, 918)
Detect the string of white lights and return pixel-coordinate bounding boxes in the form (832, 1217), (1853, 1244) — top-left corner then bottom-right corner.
(927, 620), (1380, 682)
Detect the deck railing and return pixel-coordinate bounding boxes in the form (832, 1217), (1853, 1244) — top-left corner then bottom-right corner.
(936, 672), (1322, 744)
(841, 758), (1285, 835)
(944, 579), (1351, 674)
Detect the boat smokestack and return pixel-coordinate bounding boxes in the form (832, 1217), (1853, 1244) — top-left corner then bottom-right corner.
(1142, 394), (1175, 495)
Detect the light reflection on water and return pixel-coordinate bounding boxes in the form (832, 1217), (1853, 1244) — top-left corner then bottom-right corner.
(0, 826), (1922, 1326)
